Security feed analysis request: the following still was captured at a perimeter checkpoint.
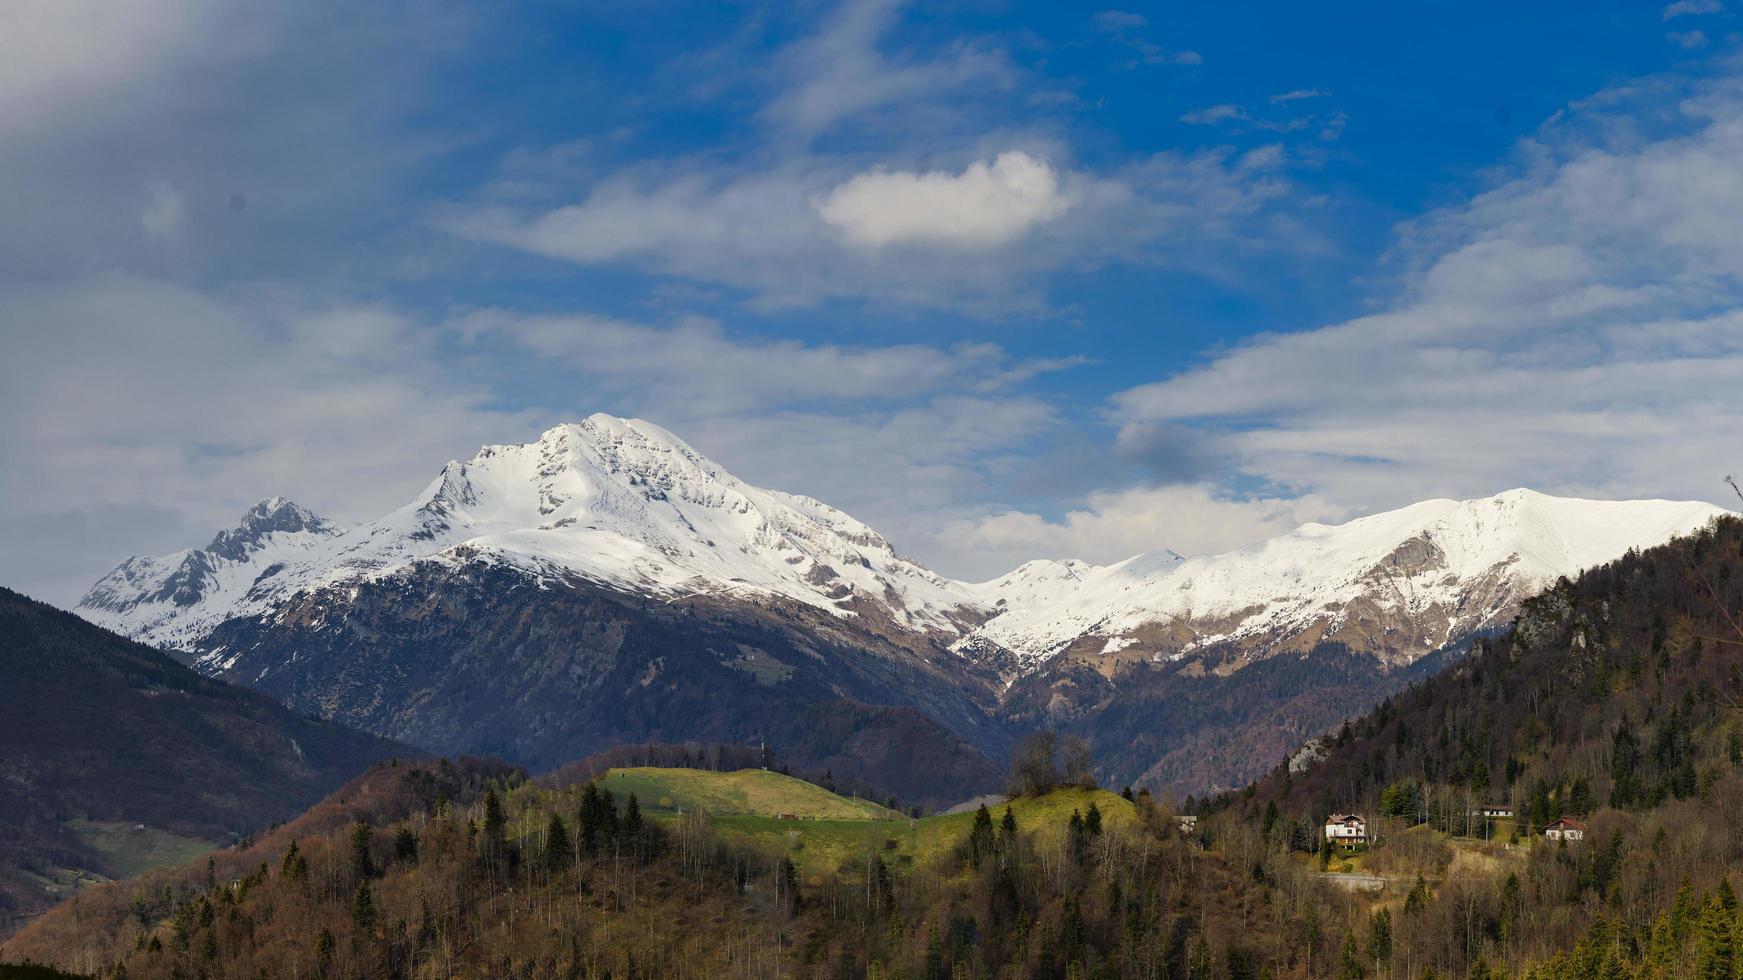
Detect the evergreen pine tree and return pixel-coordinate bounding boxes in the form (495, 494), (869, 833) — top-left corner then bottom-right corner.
(393, 825), (418, 863)
(482, 786), (507, 856)
(545, 812), (573, 873)
(623, 793), (643, 843)
(349, 820), (376, 881)
(314, 927), (335, 975)
(352, 881), (376, 933)
(968, 804), (994, 868)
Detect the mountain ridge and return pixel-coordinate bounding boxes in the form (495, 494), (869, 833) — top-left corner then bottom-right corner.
(77, 416), (1728, 680)
(71, 416), (1731, 793)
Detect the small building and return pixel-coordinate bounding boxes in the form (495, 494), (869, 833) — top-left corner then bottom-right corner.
(1471, 804), (1514, 819)
(1543, 817), (1586, 841)
(1176, 815), (1198, 836)
(1325, 813), (1367, 849)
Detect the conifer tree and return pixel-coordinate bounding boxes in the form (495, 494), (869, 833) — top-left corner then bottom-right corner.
(545, 812), (573, 873)
(352, 881), (376, 933)
(623, 792), (643, 842)
(314, 927), (335, 976)
(968, 804), (994, 868)
(778, 856), (800, 914)
(393, 825), (418, 863)
(350, 820), (376, 881)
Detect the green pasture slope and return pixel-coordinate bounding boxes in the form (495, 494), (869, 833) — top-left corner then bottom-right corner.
(595, 768), (1136, 882)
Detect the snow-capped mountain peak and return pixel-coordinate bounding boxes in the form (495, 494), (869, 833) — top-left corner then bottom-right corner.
(78, 496), (344, 638)
(78, 417), (983, 651)
(964, 487), (1726, 666)
(75, 417), (1730, 680)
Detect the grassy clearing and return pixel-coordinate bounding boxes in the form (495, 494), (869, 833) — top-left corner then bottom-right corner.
(708, 785), (1137, 881)
(538, 768), (1139, 883)
(68, 820), (216, 879)
(600, 767), (899, 820)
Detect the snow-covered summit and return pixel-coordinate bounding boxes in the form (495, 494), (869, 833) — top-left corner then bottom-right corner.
(79, 496), (346, 644)
(75, 417), (1730, 675)
(963, 487), (1727, 665)
(78, 416), (983, 651)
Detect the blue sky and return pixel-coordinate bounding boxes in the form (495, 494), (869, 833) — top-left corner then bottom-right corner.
(5, 0), (1743, 603)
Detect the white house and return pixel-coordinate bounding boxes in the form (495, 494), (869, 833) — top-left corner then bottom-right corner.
(1324, 813), (1367, 848)
(1543, 817), (1586, 841)
(1471, 804), (1514, 819)
(1176, 815), (1198, 836)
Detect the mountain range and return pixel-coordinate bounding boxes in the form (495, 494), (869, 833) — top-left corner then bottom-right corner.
(75, 414), (1728, 796)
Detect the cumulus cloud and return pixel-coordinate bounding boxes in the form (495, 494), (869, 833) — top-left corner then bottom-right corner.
(1108, 73), (1743, 519)
(815, 151), (1074, 248)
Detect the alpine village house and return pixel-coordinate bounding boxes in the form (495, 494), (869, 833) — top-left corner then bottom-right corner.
(1324, 813), (1368, 849)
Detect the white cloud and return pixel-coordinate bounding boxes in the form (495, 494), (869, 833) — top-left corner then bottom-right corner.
(1108, 74), (1743, 520)
(1180, 104), (1247, 126)
(141, 180), (186, 242)
(760, 0), (1013, 142)
(1270, 88), (1329, 104)
(1663, 0), (1722, 18)
(461, 309), (1082, 413)
(449, 144), (1302, 311)
(0, 273), (542, 604)
(815, 151), (1075, 248)
(1668, 29), (1711, 48)
(0, 0), (217, 133)
(932, 485), (1338, 575)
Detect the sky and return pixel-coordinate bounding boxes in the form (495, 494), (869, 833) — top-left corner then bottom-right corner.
(5, 0), (1743, 605)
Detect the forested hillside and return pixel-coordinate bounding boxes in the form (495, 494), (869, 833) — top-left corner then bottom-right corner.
(1209, 513), (1743, 978)
(4, 753), (1267, 979)
(0, 589), (406, 939)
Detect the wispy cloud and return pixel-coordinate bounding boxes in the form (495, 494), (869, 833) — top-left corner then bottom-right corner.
(1089, 9), (1201, 69)
(1663, 0), (1722, 18)
(1668, 29), (1711, 48)
(1109, 72), (1743, 523)
(1180, 104), (1247, 125)
(1270, 88), (1329, 104)
(760, 0), (1014, 143)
